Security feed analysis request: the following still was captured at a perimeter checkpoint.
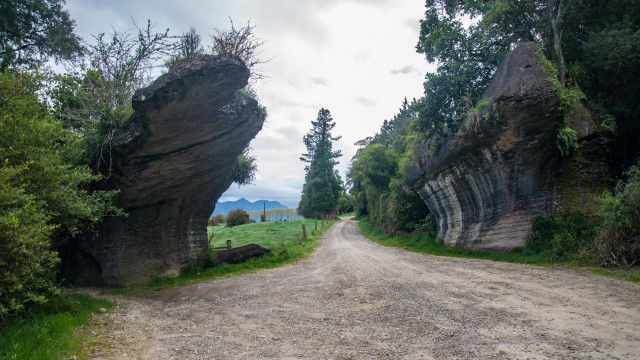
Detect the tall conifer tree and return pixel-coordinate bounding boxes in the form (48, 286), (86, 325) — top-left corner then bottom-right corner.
(298, 108), (343, 219)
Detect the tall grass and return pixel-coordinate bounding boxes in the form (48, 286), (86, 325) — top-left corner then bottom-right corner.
(0, 293), (113, 360)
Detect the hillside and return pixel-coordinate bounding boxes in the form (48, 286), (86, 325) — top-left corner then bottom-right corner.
(212, 198), (288, 216)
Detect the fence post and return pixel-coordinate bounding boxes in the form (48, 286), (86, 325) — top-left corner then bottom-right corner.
(302, 224), (307, 240)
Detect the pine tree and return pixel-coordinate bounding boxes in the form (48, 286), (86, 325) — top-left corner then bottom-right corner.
(298, 108), (343, 219)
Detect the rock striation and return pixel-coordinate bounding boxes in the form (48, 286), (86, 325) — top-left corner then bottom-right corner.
(62, 56), (265, 285)
(407, 43), (605, 250)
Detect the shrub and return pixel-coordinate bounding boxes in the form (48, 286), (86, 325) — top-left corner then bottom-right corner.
(226, 209), (250, 227)
(525, 211), (598, 261)
(593, 162), (640, 267)
(0, 72), (120, 321)
(208, 214), (226, 226)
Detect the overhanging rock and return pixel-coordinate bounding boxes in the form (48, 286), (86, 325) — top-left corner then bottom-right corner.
(62, 55), (265, 285)
(408, 43), (604, 250)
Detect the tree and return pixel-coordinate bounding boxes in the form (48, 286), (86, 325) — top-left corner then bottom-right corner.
(226, 209), (250, 227)
(347, 99), (431, 233)
(0, 0), (83, 72)
(0, 71), (120, 320)
(298, 108), (343, 219)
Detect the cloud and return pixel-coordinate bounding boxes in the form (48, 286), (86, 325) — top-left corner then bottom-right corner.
(355, 97), (377, 107)
(390, 65), (419, 75)
(310, 77), (329, 87)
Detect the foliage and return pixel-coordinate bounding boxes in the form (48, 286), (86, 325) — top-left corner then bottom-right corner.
(208, 214), (226, 226)
(0, 293), (113, 360)
(299, 108), (343, 219)
(232, 148), (258, 185)
(52, 20), (180, 170)
(415, 0), (640, 172)
(556, 127), (578, 157)
(165, 26), (204, 69)
(212, 214), (226, 225)
(225, 208), (251, 227)
(593, 162), (640, 268)
(0, 72), (120, 321)
(0, 0), (83, 72)
(337, 193), (355, 215)
(525, 211), (598, 262)
(211, 18), (266, 82)
(348, 98), (431, 234)
(359, 219), (557, 265)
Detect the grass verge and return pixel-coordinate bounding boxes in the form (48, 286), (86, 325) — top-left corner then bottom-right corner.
(358, 219), (640, 284)
(134, 218), (336, 291)
(0, 293), (114, 360)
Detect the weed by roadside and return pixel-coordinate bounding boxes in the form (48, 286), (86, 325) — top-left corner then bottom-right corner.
(0, 293), (113, 360)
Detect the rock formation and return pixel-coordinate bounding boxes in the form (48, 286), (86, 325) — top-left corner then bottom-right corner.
(61, 56), (265, 285)
(408, 43), (606, 250)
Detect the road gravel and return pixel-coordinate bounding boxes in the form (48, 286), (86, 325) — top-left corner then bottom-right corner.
(88, 219), (640, 359)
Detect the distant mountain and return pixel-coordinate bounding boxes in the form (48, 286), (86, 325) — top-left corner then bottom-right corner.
(212, 198), (289, 216)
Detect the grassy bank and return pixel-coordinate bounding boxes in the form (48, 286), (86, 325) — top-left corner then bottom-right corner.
(146, 218), (336, 290)
(357, 219), (640, 284)
(0, 293), (113, 360)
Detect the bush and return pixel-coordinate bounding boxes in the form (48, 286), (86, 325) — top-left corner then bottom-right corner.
(593, 162), (640, 267)
(525, 211), (598, 261)
(208, 214), (226, 226)
(226, 209), (250, 227)
(0, 72), (120, 321)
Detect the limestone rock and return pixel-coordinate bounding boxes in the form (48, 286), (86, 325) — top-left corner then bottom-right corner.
(61, 55), (265, 285)
(408, 43), (604, 250)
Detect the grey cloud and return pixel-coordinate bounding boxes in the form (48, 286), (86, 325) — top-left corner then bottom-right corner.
(390, 65), (418, 75)
(355, 97), (377, 107)
(311, 77), (329, 87)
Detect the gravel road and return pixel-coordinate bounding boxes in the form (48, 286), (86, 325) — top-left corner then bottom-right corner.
(90, 219), (640, 359)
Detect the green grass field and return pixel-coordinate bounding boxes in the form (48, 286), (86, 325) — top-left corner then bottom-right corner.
(0, 293), (114, 360)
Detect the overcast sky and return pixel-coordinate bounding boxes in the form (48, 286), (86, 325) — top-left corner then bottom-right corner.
(65, 0), (434, 208)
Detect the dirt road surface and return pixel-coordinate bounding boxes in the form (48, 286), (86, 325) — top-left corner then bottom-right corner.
(89, 219), (640, 359)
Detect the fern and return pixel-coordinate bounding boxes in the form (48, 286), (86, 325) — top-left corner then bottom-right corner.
(557, 127), (578, 156)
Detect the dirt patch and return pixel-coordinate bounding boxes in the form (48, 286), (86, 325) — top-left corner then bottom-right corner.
(87, 219), (640, 359)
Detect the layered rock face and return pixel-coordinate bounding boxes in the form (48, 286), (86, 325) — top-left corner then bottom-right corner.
(62, 56), (265, 285)
(408, 43), (603, 250)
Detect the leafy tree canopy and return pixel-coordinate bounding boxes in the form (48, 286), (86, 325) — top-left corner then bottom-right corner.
(0, 0), (83, 72)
